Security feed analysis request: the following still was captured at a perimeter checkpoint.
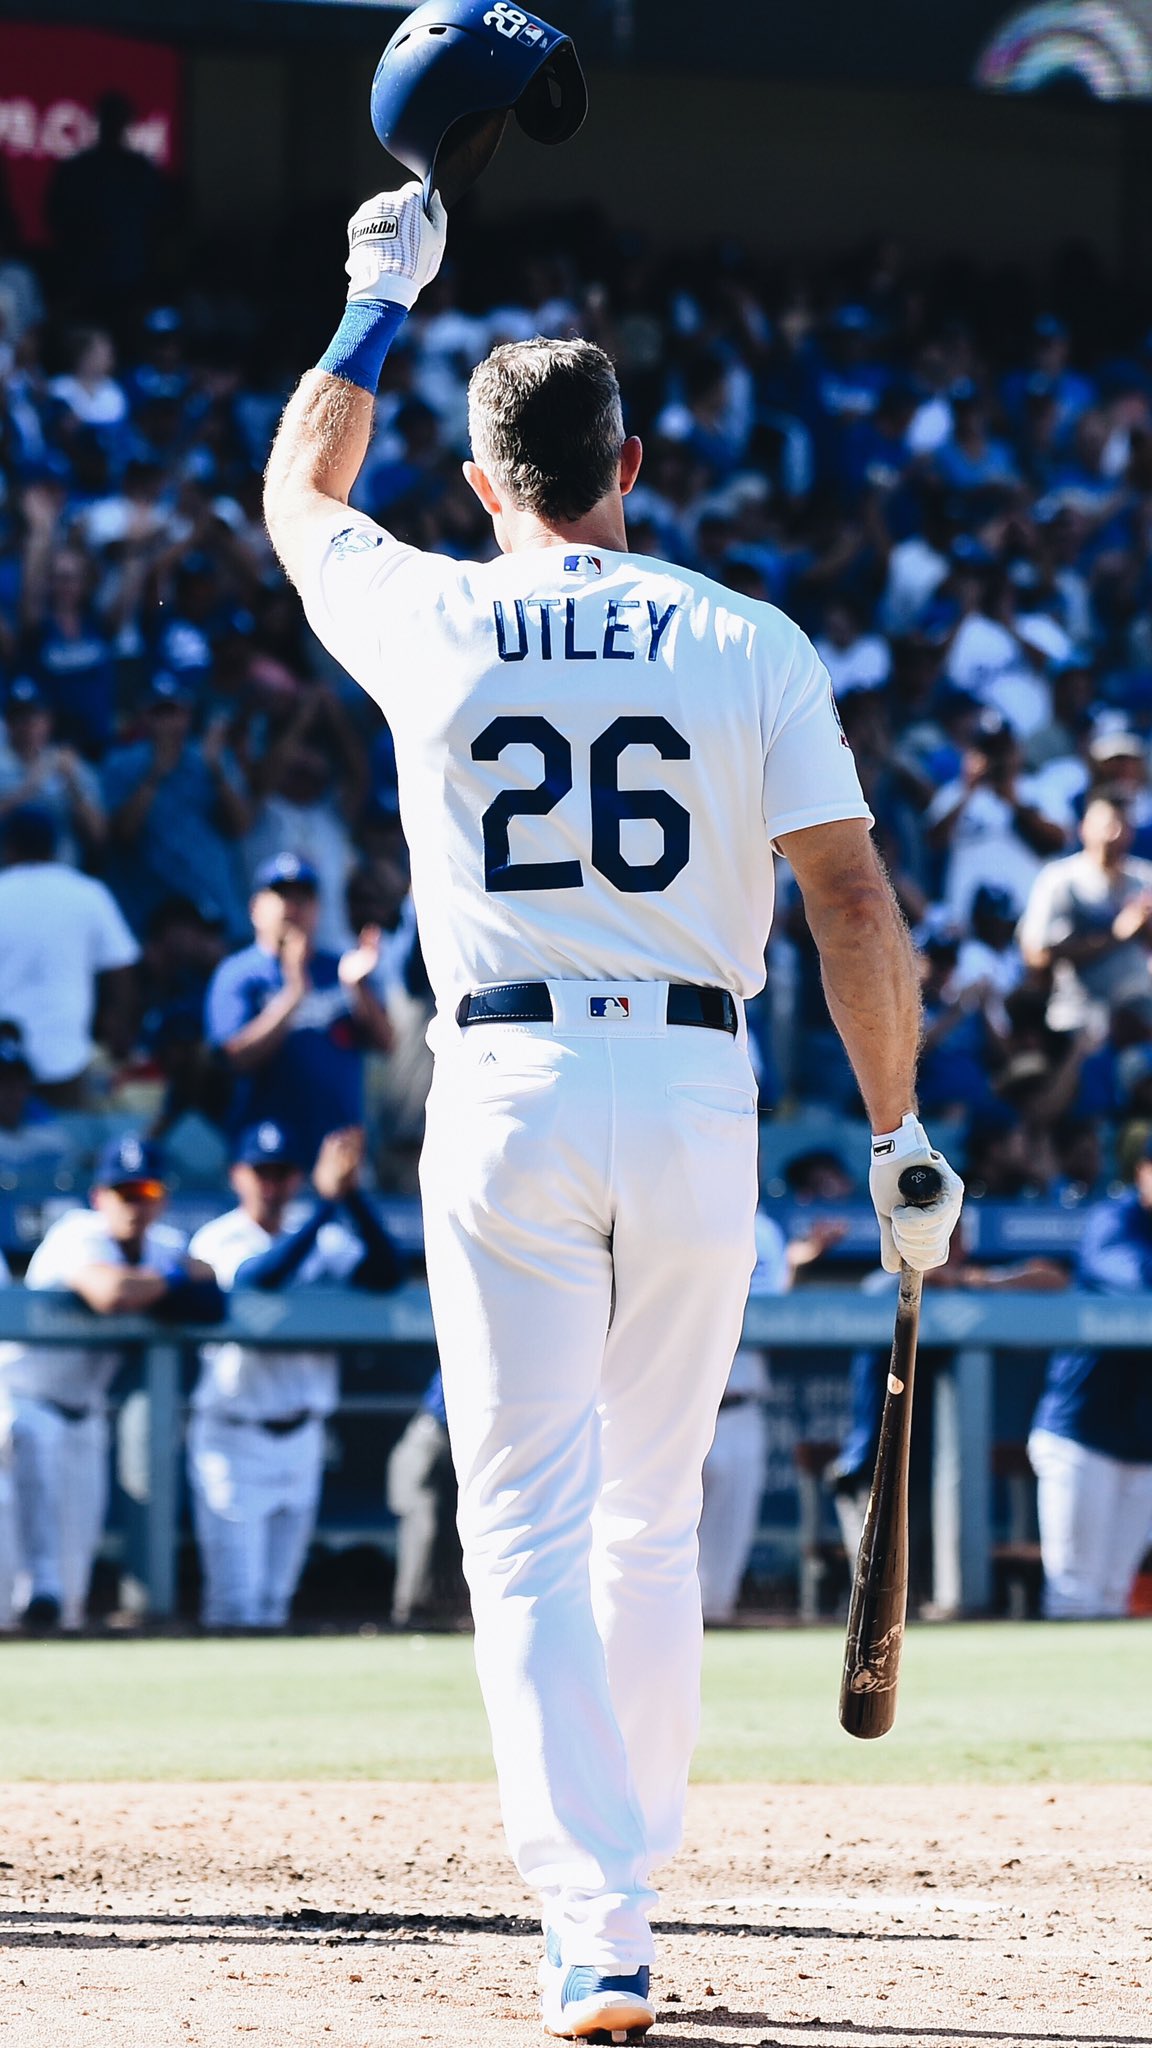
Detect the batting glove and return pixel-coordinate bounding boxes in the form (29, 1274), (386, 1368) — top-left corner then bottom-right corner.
(345, 182), (448, 312)
(868, 1114), (964, 1275)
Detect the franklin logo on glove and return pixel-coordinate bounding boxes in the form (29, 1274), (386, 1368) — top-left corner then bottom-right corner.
(350, 215), (400, 243)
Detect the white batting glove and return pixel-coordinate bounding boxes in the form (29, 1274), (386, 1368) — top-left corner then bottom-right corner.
(345, 182), (447, 312)
(868, 1114), (964, 1275)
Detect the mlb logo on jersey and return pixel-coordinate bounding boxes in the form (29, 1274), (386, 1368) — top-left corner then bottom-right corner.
(589, 995), (630, 1019)
(564, 553), (602, 575)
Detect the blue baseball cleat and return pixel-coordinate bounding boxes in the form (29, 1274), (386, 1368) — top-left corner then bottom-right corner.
(539, 1930), (655, 2041)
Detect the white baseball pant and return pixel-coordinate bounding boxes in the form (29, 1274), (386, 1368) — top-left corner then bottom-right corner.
(420, 983), (759, 1973)
(10, 1397), (108, 1628)
(0, 1416), (17, 1630)
(187, 1413), (325, 1629)
(1028, 1427), (1152, 1619)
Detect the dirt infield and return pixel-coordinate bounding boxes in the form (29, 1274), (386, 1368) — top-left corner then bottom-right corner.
(0, 1782), (1148, 2048)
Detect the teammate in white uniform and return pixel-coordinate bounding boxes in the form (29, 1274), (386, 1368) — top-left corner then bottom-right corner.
(188, 1120), (401, 1630)
(1, 1135), (221, 1630)
(0, 1247), (17, 1631)
(263, 184), (964, 2042)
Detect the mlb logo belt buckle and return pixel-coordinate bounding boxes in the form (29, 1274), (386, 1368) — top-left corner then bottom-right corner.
(588, 995), (631, 1019)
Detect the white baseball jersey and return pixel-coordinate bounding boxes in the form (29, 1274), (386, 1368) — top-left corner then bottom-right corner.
(301, 526), (870, 1031)
(188, 1204), (365, 1421)
(0, 1210), (187, 1410)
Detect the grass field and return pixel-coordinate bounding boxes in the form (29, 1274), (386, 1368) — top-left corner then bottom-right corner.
(0, 1620), (1148, 1782)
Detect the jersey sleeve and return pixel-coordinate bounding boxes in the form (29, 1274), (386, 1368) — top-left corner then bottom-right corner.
(24, 1212), (107, 1288)
(204, 955), (252, 1049)
(89, 881), (141, 973)
(297, 511), (429, 715)
(761, 632), (873, 846)
(189, 1217), (252, 1288)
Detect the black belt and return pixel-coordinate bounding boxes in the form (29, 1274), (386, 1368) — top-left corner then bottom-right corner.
(222, 1412), (315, 1437)
(456, 982), (738, 1036)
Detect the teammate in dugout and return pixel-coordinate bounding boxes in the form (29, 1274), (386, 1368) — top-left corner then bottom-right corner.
(187, 1120), (402, 1631)
(263, 184), (965, 2042)
(0, 1135), (223, 1632)
(1028, 1135), (1152, 1619)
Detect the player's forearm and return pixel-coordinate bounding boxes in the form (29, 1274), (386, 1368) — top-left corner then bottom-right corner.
(264, 372), (375, 554)
(72, 1266), (170, 1314)
(779, 822), (922, 1132)
(222, 983), (305, 1070)
(346, 977), (395, 1051)
(816, 893), (921, 1132)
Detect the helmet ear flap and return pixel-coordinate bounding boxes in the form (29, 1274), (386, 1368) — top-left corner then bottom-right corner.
(428, 108), (510, 209)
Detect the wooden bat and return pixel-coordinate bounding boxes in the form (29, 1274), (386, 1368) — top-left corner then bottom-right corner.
(838, 1162), (944, 1741)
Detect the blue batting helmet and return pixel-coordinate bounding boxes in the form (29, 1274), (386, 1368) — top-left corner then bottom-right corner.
(371, 0), (587, 209)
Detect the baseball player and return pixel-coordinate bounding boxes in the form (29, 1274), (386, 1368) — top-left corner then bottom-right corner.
(698, 1209), (846, 1625)
(386, 1366), (458, 1626)
(1, 1135), (221, 1631)
(187, 1120), (401, 1630)
(263, 184), (964, 2041)
(0, 1246), (16, 1631)
(1029, 1136), (1152, 1618)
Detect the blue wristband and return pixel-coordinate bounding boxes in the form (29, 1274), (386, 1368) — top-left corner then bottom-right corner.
(317, 300), (409, 395)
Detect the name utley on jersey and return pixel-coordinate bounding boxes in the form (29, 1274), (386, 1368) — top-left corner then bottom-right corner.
(303, 522), (871, 1020)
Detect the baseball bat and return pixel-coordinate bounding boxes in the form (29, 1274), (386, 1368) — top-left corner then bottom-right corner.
(838, 1162), (944, 1741)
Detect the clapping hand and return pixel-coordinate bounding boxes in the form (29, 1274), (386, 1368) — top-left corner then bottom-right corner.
(279, 925), (312, 996)
(338, 924), (382, 990)
(312, 1126), (365, 1202)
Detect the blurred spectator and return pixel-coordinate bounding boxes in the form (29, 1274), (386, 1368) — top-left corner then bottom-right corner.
(245, 685), (368, 953)
(47, 327), (128, 440)
(783, 1153), (852, 1203)
(102, 675), (252, 942)
(187, 1122), (400, 1630)
(204, 853), (393, 1164)
(916, 921), (1002, 1118)
(925, 712), (1068, 925)
(0, 806), (138, 1102)
(20, 527), (119, 758)
(0, 677), (105, 865)
(1020, 793), (1152, 1034)
(0, 1041), (72, 1173)
(1029, 1139), (1152, 1618)
(45, 91), (177, 312)
(952, 884), (1024, 1013)
(11, 192), (1152, 1272)
(1, 1135), (222, 1630)
(815, 599), (891, 701)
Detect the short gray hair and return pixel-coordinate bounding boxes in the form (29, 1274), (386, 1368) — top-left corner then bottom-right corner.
(468, 338), (625, 523)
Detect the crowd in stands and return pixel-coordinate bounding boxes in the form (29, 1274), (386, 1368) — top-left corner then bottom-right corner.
(2, 105), (1152, 1627)
(5, 137), (1152, 1204)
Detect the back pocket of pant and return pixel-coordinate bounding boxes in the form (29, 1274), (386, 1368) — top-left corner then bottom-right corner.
(667, 1082), (757, 1119)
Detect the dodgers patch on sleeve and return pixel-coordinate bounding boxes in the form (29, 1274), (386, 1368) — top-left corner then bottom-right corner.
(330, 526), (384, 562)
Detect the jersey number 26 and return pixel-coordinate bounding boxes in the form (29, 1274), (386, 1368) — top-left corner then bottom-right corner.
(473, 714), (690, 895)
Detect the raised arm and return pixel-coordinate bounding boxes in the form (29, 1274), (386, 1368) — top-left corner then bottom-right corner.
(264, 183), (446, 595)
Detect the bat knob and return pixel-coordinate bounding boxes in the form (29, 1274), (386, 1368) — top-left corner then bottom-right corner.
(897, 1163), (944, 1208)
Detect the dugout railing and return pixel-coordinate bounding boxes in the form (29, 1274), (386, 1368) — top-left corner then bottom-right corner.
(0, 1286), (1142, 1620)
